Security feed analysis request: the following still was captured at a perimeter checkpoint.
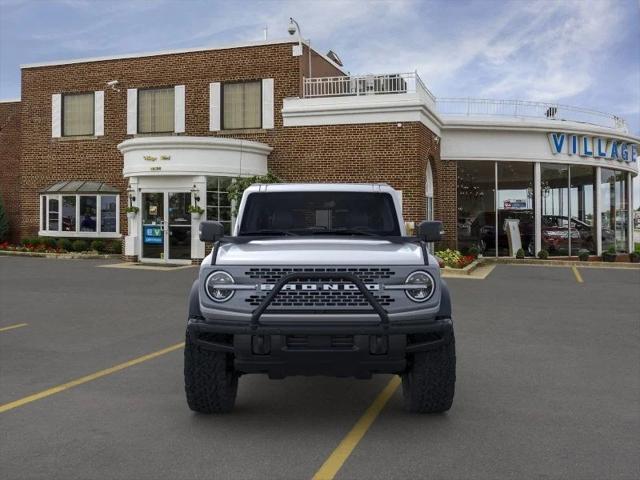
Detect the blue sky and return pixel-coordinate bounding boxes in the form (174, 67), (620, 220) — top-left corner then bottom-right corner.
(1, 0), (638, 203)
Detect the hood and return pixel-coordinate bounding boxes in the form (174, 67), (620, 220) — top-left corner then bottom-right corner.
(214, 238), (425, 265)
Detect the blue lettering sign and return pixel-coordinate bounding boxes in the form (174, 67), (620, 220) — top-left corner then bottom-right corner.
(596, 138), (607, 157)
(569, 135), (579, 155)
(631, 144), (638, 163)
(580, 136), (593, 156)
(549, 133), (565, 154)
(620, 143), (628, 162)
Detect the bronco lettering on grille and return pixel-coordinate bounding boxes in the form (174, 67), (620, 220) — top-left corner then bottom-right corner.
(259, 283), (380, 291)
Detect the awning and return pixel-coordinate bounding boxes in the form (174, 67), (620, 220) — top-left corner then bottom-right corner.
(41, 181), (120, 194)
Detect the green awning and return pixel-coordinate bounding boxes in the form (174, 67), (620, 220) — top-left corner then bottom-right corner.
(41, 181), (120, 194)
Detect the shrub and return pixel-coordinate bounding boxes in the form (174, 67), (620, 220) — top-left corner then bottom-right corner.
(468, 246), (480, 258)
(515, 248), (525, 259)
(227, 172), (281, 215)
(0, 195), (9, 242)
(21, 236), (37, 246)
(71, 239), (88, 252)
(57, 238), (73, 252)
(435, 249), (462, 267)
(90, 239), (106, 252)
(630, 252), (640, 263)
(107, 240), (122, 254)
(40, 237), (58, 249)
(577, 249), (590, 261)
(537, 249), (549, 260)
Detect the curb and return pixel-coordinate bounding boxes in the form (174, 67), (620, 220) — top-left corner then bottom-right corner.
(0, 250), (120, 260)
(484, 257), (640, 269)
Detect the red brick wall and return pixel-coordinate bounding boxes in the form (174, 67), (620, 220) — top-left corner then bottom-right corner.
(0, 101), (21, 242)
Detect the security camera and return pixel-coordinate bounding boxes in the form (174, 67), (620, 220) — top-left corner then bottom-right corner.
(288, 18), (297, 35)
(106, 80), (119, 86)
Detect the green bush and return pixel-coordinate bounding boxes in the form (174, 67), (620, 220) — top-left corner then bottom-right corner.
(107, 240), (122, 254)
(57, 238), (73, 252)
(468, 246), (480, 258)
(606, 245), (616, 254)
(515, 248), (525, 259)
(227, 172), (281, 215)
(71, 239), (88, 252)
(577, 249), (590, 261)
(21, 236), (36, 246)
(90, 239), (106, 252)
(39, 237), (57, 249)
(537, 249), (549, 260)
(0, 195), (9, 242)
(435, 249), (462, 267)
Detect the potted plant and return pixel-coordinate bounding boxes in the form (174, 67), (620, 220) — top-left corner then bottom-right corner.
(577, 249), (590, 262)
(188, 204), (204, 220)
(537, 249), (549, 260)
(515, 248), (525, 259)
(125, 206), (139, 221)
(629, 246), (640, 263)
(603, 245), (617, 262)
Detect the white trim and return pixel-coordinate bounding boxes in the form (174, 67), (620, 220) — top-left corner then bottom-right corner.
(94, 90), (104, 136)
(209, 82), (221, 131)
(127, 88), (137, 135)
(262, 78), (274, 129)
(51, 94), (61, 138)
(38, 231), (122, 239)
(628, 172), (633, 253)
(39, 193), (120, 237)
(174, 85), (185, 133)
(20, 38), (300, 69)
(0, 98), (20, 103)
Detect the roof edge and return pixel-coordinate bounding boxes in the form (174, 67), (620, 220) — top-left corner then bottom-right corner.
(0, 98), (21, 103)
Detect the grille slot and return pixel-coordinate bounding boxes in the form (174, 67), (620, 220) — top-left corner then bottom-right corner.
(243, 267), (396, 309)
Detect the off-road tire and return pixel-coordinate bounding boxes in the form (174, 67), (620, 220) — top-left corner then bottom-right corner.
(402, 332), (456, 413)
(184, 331), (238, 413)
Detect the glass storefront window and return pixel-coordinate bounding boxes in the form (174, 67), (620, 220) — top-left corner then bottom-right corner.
(206, 176), (233, 235)
(48, 197), (59, 231)
(602, 170), (629, 253)
(569, 166), (596, 254)
(62, 196), (76, 232)
(457, 161), (496, 256)
(615, 171), (628, 252)
(100, 195), (117, 233)
(541, 164), (569, 256)
(497, 162), (534, 256)
(79, 196), (97, 232)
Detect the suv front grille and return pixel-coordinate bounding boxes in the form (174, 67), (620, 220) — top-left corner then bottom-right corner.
(244, 267), (394, 283)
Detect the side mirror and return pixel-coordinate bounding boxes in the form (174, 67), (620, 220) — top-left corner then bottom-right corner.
(199, 221), (225, 242)
(417, 220), (443, 242)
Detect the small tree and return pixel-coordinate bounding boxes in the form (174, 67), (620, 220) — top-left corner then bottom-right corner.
(227, 172), (282, 216)
(0, 195), (9, 242)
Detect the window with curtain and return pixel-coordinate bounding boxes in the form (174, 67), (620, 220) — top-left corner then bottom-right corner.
(138, 88), (175, 133)
(63, 92), (94, 136)
(222, 81), (261, 129)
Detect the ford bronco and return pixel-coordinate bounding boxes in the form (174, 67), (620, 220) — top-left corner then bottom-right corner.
(185, 183), (455, 413)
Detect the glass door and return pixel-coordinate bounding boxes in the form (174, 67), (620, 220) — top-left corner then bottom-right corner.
(167, 192), (191, 261)
(141, 193), (165, 260)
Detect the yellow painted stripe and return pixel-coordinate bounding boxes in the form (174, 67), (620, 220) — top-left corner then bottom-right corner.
(0, 342), (184, 414)
(571, 266), (584, 283)
(312, 376), (401, 480)
(0, 323), (28, 333)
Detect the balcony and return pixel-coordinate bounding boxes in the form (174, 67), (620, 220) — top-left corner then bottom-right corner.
(301, 73), (628, 132)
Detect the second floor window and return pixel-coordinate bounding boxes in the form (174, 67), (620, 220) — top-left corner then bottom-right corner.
(138, 87), (174, 133)
(223, 81), (261, 129)
(63, 92), (94, 136)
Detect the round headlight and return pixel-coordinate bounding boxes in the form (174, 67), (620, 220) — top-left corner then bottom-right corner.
(405, 271), (435, 302)
(205, 271), (235, 302)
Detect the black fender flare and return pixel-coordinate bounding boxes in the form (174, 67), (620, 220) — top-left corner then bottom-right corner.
(437, 279), (452, 319)
(188, 279), (203, 320)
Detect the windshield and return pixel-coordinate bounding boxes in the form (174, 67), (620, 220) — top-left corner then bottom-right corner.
(238, 191), (401, 237)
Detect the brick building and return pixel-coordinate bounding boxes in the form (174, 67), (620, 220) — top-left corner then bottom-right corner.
(0, 38), (637, 262)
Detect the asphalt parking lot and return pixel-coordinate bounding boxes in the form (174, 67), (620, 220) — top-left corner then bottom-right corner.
(1, 257), (639, 480)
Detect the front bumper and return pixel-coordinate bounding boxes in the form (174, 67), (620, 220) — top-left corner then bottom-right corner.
(186, 316), (453, 378)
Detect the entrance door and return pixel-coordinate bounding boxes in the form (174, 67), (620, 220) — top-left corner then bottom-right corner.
(141, 192), (191, 263)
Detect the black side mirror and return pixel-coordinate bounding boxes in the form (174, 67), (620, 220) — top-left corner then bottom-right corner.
(199, 221), (225, 242)
(417, 221), (443, 242)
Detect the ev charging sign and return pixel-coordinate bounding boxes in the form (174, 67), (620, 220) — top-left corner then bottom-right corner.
(548, 132), (638, 164)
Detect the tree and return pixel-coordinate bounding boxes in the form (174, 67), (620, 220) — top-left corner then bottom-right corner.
(226, 172), (281, 216)
(0, 194), (9, 242)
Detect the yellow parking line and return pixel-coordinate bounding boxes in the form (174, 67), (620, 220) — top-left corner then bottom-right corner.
(0, 342), (184, 414)
(312, 376), (401, 480)
(571, 265), (584, 283)
(0, 323), (28, 333)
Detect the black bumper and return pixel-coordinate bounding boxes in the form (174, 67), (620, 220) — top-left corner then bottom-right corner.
(186, 316), (453, 379)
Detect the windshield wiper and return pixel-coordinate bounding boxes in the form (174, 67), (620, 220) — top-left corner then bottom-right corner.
(239, 229), (299, 236)
(320, 228), (381, 237)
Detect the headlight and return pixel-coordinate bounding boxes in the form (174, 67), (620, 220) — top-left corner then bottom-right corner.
(205, 271), (235, 302)
(405, 271), (435, 302)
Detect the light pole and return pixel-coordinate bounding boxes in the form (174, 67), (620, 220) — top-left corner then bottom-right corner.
(288, 17), (312, 79)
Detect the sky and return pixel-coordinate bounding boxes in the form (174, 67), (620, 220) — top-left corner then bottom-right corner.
(1, 0), (638, 204)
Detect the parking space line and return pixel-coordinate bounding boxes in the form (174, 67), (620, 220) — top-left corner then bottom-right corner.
(0, 323), (28, 333)
(571, 266), (584, 283)
(0, 342), (184, 414)
(312, 376), (401, 480)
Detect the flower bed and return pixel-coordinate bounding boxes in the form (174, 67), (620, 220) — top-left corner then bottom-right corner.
(435, 249), (476, 269)
(0, 237), (122, 255)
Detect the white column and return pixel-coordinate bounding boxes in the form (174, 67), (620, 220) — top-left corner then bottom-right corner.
(595, 167), (602, 256)
(628, 172), (634, 253)
(191, 175), (207, 261)
(124, 177), (140, 258)
(534, 162), (542, 255)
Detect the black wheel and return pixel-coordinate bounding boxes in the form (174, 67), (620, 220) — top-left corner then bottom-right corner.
(184, 331), (238, 413)
(402, 332), (456, 413)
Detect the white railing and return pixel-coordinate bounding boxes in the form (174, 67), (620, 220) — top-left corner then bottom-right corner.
(436, 97), (628, 132)
(303, 72), (435, 101)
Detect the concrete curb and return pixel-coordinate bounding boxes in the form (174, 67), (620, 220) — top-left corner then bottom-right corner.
(0, 250), (120, 260)
(484, 257), (640, 269)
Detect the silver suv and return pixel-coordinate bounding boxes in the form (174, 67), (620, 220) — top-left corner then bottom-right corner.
(185, 183), (455, 413)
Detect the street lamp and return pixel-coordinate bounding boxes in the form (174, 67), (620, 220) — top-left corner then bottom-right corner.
(288, 17), (311, 78)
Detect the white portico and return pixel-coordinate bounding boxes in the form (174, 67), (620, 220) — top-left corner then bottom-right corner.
(118, 136), (271, 263)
